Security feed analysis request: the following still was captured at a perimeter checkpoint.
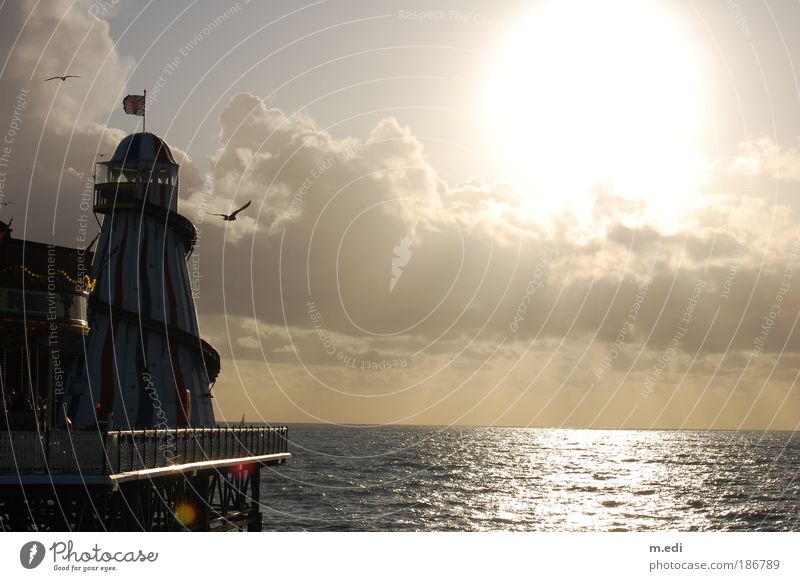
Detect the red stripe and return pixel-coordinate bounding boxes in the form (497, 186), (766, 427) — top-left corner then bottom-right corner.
(99, 321), (118, 422)
(163, 240), (188, 426)
(114, 220), (129, 306)
(163, 241), (178, 326)
(169, 339), (189, 427)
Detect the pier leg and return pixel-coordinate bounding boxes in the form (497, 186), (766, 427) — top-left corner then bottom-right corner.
(194, 473), (210, 531)
(246, 468), (262, 532)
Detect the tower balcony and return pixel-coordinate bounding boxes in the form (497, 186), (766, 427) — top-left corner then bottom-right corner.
(94, 181), (140, 211)
(94, 181), (178, 213)
(93, 182), (197, 254)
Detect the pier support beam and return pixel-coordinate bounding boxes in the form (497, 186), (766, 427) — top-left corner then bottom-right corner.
(247, 468), (262, 532)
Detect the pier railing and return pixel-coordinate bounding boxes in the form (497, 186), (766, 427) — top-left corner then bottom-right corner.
(0, 426), (288, 475)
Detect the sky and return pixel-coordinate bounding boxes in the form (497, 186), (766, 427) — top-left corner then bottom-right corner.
(1, 0), (800, 429)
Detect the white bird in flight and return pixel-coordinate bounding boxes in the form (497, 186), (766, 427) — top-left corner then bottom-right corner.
(209, 200), (251, 221)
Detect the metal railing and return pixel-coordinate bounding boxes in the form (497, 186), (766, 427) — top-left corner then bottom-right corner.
(93, 183), (197, 254)
(0, 426), (288, 475)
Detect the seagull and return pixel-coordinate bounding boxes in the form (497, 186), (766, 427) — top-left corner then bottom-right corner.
(209, 200), (251, 221)
(45, 75), (81, 82)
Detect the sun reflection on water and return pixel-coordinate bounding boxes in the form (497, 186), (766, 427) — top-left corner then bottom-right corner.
(261, 426), (800, 531)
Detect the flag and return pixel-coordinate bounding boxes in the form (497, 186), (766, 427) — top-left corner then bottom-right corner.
(122, 94), (145, 116)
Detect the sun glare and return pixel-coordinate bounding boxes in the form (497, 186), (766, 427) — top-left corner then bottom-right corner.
(485, 0), (708, 218)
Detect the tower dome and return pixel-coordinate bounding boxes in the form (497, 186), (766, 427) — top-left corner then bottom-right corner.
(95, 132), (181, 212)
(110, 132), (177, 165)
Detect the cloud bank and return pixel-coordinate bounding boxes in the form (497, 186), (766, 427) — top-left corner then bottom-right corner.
(2, 1), (798, 429)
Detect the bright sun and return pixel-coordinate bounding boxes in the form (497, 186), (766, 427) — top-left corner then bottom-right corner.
(485, 0), (708, 216)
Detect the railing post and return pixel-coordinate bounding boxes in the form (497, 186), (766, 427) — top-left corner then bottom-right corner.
(101, 431), (107, 475)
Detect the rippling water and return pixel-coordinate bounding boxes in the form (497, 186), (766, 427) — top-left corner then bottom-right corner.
(259, 425), (800, 531)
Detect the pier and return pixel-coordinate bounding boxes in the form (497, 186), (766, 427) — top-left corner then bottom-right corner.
(0, 427), (288, 531)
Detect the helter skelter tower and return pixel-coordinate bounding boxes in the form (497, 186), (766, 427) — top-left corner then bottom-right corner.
(64, 132), (220, 429)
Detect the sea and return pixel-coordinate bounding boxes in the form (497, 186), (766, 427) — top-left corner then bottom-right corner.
(259, 425), (800, 532)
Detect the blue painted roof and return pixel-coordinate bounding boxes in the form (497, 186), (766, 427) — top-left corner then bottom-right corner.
(110, 132), (178, 166)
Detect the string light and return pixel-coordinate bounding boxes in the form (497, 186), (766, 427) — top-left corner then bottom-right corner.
(0, 265), (96, 293)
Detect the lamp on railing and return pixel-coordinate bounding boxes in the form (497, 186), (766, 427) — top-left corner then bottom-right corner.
(62, 402), (72, 432)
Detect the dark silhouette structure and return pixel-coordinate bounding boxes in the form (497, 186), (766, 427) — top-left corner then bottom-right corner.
(0, 133), (289, 532)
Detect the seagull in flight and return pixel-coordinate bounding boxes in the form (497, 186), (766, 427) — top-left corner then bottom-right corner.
(45, 75), (81, 82)
(210, 200), (251, 221)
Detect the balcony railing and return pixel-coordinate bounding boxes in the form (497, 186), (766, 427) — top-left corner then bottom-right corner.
(94, 182), (139, 210)
(0, 426), (288, 476)
(93, 182), (197, 254)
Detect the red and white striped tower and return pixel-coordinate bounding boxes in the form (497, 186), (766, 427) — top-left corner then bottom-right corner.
(64, 133), (219, 429)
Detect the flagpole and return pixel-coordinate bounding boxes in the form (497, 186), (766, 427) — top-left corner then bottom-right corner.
(143, 89), (147, 133)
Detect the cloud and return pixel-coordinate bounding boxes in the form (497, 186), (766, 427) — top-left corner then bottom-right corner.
(176, 92), (800, 428)
(0, 0), (139, 244)
(730, 137), (800, 182)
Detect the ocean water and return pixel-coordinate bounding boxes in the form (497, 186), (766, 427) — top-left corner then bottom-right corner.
(259, 425), (800, 532)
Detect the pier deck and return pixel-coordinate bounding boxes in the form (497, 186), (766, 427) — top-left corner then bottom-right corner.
(0, 426), (289, 531)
